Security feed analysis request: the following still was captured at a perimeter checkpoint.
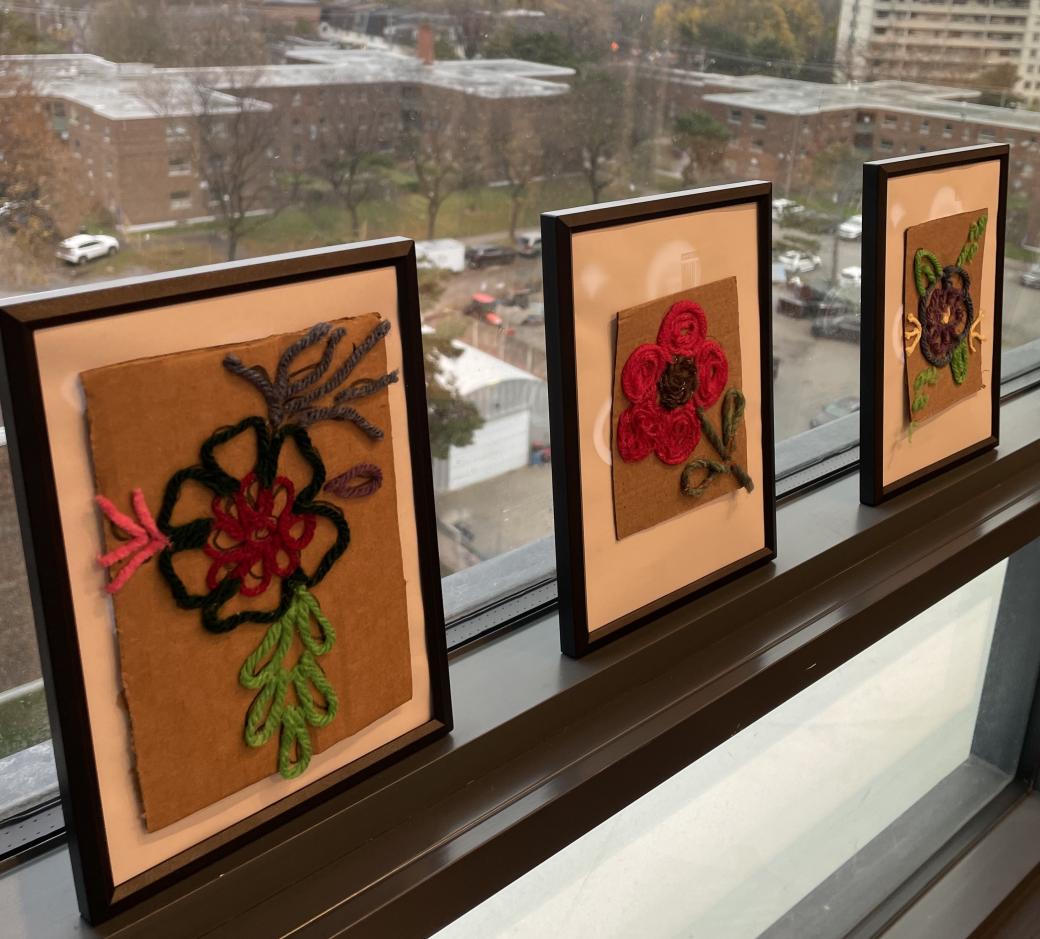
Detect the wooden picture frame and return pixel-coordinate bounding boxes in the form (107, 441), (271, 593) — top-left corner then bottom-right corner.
(542, 183), (777, 658)
(0, 238), (452, 924)
(860, 144), (1009, 506)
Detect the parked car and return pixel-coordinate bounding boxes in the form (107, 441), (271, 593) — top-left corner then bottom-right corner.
(56, 233), (119, 265)
(840, 265), (862, 286)
(777, 284), (853, 319)
(771, 198), (805, 223)
(1021, 263), (1040, 288)
(837, 214), (863, 240)
(810, 395), (860, 429)
(465, 243), (516, 269)
(811, 312), (861, 343)
(515, 231), (541, 257)
(779, 249), (822, 274)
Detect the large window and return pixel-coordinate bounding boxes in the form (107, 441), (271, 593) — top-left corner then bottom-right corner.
(1, 0), (1040, 911)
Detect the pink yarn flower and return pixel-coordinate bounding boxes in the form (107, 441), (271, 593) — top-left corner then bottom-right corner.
(615, 299), (727, 465)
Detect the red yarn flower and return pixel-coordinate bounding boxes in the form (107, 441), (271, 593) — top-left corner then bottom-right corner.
(616, 300), (729, 465)
(204, 471), (317, 598)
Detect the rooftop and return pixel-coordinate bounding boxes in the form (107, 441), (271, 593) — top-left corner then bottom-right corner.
(652, 67), (1040, 135)
(0, 47), (573, 119)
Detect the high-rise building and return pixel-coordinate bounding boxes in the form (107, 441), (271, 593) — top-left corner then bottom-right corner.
(836, 0), (1039, 105)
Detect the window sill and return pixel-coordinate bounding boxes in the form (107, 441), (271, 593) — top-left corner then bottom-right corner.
(2, 387), (1039, 938)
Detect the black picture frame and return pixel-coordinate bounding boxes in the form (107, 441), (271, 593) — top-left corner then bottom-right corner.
(541, 183), (778, 659)
(860, 144), (1009, 506)
(0, 238), (452, 924)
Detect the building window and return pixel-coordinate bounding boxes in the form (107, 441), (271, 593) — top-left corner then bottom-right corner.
(979, 131), (995, 143)
(168, 156), (192, 176)
(879, 138), (894, 151)
(169, 191), (193, 210)
(729, 108), (742, 123)
(166, 123), (189, 141)
(882, 115), (897, 128)
(291, 92), (302, 107)
(752, 113), (767, 128)
(750, 138), (764, 152)
(920, 120), (930, 134)
(943, 123), (953, 139)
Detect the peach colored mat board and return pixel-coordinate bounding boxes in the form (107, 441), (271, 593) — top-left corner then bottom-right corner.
(902, 208), (987, 425)
(568, 199), (768, 638)
(611, 279), (749, 540)
(81, 314), (413, 831)
(879, 159), (1000, 490)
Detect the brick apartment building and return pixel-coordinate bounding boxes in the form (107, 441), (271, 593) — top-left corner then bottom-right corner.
(638, 65), (1040, 237)
(0, 48), (574, 229)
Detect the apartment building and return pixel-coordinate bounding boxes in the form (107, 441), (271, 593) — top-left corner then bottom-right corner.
(640, 64), (1040, 238)
(836, 0), (1040, 104)
(0, 49), (573, 229)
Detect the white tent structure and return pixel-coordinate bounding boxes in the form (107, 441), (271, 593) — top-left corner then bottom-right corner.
(431, 341), (548, 493)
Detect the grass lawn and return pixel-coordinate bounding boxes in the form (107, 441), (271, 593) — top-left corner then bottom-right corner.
(130, 174), (596, 270)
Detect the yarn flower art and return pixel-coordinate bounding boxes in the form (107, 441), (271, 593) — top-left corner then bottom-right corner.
(615, 298), (753, 500)
(93, 320), (396, 780)
(616, 300), (728, 465)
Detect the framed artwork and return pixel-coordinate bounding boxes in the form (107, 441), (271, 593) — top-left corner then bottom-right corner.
(0, 239), (451, 923)
(861, 144), (1009, 505)
(542, 183), (777, 658)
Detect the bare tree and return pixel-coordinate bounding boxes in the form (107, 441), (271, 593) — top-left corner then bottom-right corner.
(404, 95), (477, 240)
(312, 101), (392, 240)
(192, 74), (283, 261)
(571, 69), (624, 203)
(89, 0), (269, 67)
(491, 110), (544, 242)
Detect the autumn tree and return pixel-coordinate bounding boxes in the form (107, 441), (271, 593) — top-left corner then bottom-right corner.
(404, 95), (478, 240)
(0, 75), (85, 286)
(653, 0), (830, 77)
(671, 109), (729, 185)
(808, 142), (861, 282)
(0, 10), (66, 54)
(571, 68), (625, 203)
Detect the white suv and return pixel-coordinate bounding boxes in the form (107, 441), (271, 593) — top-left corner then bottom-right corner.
(56, 233), (120, 265)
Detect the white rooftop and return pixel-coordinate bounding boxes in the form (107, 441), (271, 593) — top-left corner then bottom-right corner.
(437, 340), (540, 398)
(0, 47), (573, 119)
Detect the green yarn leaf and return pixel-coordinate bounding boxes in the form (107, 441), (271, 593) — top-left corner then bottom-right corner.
(239, 583), (339, 779)
(913, 250), (942, 298)
(951, 338), (970, 385)
(956, 213), (987, 268)
(913, 366), (940, 392)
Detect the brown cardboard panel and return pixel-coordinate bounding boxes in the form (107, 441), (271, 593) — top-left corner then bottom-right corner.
(611, 278), (748, 540)
(902, 208), (988, 425)
(81, 314), (412, 831)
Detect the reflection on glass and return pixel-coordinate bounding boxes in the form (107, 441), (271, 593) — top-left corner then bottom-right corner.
(0, 5), (1037, 631)
(433, 556), (1034, 939)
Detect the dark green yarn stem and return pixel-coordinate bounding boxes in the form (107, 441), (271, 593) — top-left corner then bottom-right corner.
(698, 407), (729, 461)
(690, 388), (754, 498)
(239, 583), (339, 780)
(721, 389), (746, 451)
(680, 459), (728, 498)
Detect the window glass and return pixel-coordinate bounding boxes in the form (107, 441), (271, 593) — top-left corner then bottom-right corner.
(1, 0), (1040, 808)
(433, 544), (1040, 939)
